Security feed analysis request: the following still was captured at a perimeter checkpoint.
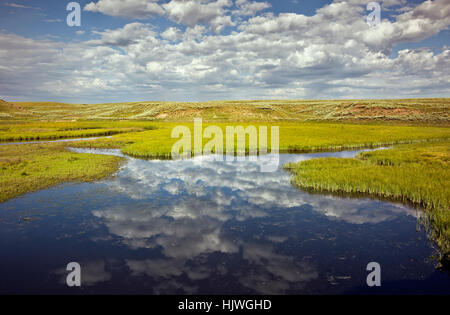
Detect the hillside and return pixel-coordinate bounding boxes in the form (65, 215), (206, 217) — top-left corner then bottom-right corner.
(0, 99), (13, 118)
(0, 98), (449, 124)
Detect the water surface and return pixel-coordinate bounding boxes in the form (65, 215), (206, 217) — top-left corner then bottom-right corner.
(0, 149), (449, 294)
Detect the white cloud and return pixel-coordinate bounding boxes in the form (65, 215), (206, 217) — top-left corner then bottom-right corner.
(1, 0), (449, 102)
(88, 22), (157, 46)
(161, 27), (183, 41)
(163, 0), (235, 33)
(83, 0), (272, 33)
(4, 2), (42, 10)
(359, 0), (450, 51)
(84, 0), (164, 19)
(44, 19), (62, 23)
(234, 0), (271, 16)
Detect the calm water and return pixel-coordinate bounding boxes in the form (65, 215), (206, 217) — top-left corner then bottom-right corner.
(0, 148), (449, 294)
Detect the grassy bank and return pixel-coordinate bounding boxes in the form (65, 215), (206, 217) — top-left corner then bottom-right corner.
(285, 141), (450, 265)
(0, 143), (124, 202)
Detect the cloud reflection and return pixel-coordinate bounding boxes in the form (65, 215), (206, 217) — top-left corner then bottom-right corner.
(89, 150), (417, 293)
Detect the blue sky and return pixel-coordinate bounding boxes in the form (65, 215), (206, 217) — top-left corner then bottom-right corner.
(0, 0), (338, 42)
(0, 0), (449, 103)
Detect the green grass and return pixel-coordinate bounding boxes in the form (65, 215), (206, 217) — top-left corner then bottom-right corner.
(0, 143), (124, 202)
(0, 121), (158, 142)
(0, 128), (138, 142)
(69, 122), (450, 159)
(285, 141), (450, 266)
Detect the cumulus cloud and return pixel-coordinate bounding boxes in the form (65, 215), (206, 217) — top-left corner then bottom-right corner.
(83, 0), (272, 33)
(1, 0), (449, 102)
(234, 0), (271, 16)
(84, 0), (164, 19)
(88, 22), (157, 46)
(163, 0), (235, 33)
(161, 27), (183, 41)
(360, 0), (450, 51)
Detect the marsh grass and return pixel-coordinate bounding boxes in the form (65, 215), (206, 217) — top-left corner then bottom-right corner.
(70, 122), (450, 159)
(0, 121), (158, 142)
(0, 143), (124, 202)
(284, 141), (450, 265)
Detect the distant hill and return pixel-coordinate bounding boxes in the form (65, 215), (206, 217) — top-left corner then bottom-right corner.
(0, 99), (10, 109)
(0, 99), (449, 124)
(0, 99), (12, 118)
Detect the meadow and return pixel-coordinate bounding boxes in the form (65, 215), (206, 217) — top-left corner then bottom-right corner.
(1, 98), (449, 124)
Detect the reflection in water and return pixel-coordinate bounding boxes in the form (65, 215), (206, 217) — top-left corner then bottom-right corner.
(0, 149), (448, 294)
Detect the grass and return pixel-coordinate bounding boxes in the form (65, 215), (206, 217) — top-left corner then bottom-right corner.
(0, 128), (138, 142)
(285, 141), (450, 267)
(1, 98), (449, 124)
(69, 122), (450, 159)
(0, 143), (124, 202)
(0, 121), (157, 142)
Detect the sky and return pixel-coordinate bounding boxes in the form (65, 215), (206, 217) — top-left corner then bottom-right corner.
(0, 0), (449, 103)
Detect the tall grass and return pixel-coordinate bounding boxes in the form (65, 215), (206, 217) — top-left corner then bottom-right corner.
(72, 122), (450, 158)
(285, 141), (450, 266)
(0, 121), (158, 142)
